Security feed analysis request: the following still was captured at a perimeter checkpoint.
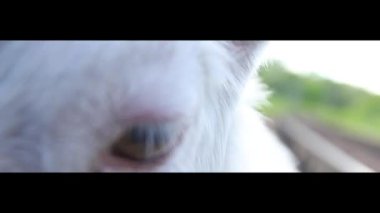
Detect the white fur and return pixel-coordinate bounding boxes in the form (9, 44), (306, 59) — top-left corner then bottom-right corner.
(0, 41), (298, 172)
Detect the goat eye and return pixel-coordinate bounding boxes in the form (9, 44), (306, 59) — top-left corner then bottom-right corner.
(111, 125), (174, 161)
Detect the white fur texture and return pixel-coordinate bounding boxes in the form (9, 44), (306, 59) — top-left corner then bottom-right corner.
(0, 41), (298, 172)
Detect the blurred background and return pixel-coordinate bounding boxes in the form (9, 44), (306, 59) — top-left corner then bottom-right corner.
(257, 41), (380, 172)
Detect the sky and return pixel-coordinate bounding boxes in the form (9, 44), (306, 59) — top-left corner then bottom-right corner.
(260, 41), (380, 95)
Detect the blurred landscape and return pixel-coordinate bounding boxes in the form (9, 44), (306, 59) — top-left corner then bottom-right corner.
(257, 60), (380, 172)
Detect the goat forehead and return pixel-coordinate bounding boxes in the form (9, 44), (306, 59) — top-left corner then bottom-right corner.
(0, 40), (230, 119)
(0, 41), (209, 143)
(0, 40), (199, 70)
(0, 41), (204, 88)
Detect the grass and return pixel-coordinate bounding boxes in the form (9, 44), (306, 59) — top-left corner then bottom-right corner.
(257, 60), (380, 141)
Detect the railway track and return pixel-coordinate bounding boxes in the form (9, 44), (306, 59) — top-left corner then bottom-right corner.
(270, 115), (380, 172)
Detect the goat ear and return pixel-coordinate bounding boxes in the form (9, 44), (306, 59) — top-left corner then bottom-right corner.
(230, 41), (267, 63)
(226, 41), (268, 74)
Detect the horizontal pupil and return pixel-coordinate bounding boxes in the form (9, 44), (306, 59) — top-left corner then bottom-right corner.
(111, 124), (174, 161)
(129, 126), (149, 143)
(128, 126), (168, 145)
